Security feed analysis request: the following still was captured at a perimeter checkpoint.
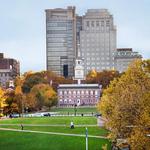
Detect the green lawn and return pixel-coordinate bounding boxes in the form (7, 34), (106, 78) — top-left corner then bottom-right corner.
(0, 116), (97, 125)
(0, 125), (108, 136)
(0, 117), (111, 150)
(0, 130), (111, 150)
(50, 107), (98, 115)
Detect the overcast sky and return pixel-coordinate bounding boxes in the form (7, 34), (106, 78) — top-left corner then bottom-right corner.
(0, 0), (149, 73)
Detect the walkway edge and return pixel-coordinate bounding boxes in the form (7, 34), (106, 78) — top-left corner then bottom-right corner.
(0, 128), (107, 139)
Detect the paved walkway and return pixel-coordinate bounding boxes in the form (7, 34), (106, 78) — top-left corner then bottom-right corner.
(0, 127), (107, 139)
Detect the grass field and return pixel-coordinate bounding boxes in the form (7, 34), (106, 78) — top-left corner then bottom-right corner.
(49, 107), (98, 115)
(0, 125), (108, 136)
(0, 130), (111, 150)
(0, 116), (97, 125)
(0, 117), (111, 150)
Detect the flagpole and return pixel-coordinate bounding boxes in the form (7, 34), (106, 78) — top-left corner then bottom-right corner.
(86, 127), (88, 150)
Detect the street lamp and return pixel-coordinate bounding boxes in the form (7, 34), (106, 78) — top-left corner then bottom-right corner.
(74, 104), (77, 116)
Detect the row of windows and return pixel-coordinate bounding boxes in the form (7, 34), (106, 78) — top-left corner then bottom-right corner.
(86, 57), (110, 61)
(85, 53), (110, 56)
(86, 62), (110, 65)
(59, 99), (97, 103)
(59, 90), (98, 95)
(0, 73), (10, 77)
(86, 20), (110, 27)
(86, 66), (111, 70)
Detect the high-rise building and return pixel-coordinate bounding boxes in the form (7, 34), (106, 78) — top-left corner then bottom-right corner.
(0, 53), (20, 88)
(80, 9), (116, 75)
(114, 48), (142, 72)
(46, 7), (142, 76)
(45, 6), (76, 77)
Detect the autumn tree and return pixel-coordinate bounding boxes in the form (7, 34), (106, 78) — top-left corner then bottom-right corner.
(4, 90), (18, 115)
(43, 71), (74, 91)
(22, 72), (47, 93)
(30, 84), (57, 110)
(0, 87), (6, 116)
(98, 59), (150, 150)
(86, 69), (120, 89)
(14, 76), (27, 115)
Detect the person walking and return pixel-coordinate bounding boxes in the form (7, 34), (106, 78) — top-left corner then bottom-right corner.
(21, 124), (24, 130)
(70, 121), (74, 129)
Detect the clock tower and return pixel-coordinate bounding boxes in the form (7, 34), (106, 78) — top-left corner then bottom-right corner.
(74, 43), (84, 84)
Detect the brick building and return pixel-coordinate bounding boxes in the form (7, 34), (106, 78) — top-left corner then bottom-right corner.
(0, 53), (20, 88)
(57, 84), (101, 107)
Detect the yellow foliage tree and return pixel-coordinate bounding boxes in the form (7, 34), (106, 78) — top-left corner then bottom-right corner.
(30, 84), (57, 110)
(0, 88), (6, 115)
(98, 59), (150, 149)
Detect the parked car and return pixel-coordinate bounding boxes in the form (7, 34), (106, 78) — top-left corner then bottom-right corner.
(43, 113), (51, 117)
(95, 113), (102, 117)
(10, 113), (20, 118)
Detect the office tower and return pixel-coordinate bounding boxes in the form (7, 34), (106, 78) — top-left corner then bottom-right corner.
(0, 53), (20, 88)
(80, 9), (116, 75)
(45, 6), (76, 78)
(114, 48), (142, 72)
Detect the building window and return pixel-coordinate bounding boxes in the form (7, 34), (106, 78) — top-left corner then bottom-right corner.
(106, 20), (110, 26)
(101, 21), (104, 26)
(73, 91), (76, 94)
(86, 21), (89, 27)
(90, 91), (93, 95)
(81, 90), (84, 94)
(95, 91), (98, 95)
(96, 21), (99, 27)
(91, 21), (94, 27)
(64, 91), (67, 94)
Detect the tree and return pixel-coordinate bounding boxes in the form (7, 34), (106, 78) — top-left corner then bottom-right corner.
(4, 90), (18, 115)
(86, 70), (120, 89)
(0, 88), (6, 116)
(30, 84), (57, 110)
(98, 59), (150, 149)
(22, 72), (47, 93)
(14, 76), (25, 115)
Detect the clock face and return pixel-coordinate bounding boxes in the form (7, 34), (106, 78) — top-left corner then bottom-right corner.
(75, 69), (84, 79)
(77, 70), (81, 74)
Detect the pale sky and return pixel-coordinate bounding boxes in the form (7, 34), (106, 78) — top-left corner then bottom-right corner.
(0, 0), (149, 73)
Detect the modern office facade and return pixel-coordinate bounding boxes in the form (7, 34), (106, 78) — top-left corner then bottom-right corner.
(114, 48), (142, 72)
(0, 53), (20, 88)
(46, 7), (142, 76)
(80, 9), (116, 75)
(45, 6), (76, 77)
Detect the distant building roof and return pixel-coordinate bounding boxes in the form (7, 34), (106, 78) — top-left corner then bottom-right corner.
(58, 84), (101, 89)
(114, 50), (142, 59)
(117, 48), (132, 52)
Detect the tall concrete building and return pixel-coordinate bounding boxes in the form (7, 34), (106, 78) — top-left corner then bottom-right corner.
(0, 53), (20, 88)
(46, 7), (142, 76)
(80, 9), (116, 75)
(114, 48), (142, 72)
(45, 6), (76, 77)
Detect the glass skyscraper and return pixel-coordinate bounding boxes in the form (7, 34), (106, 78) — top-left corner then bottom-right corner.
(45, 6), (76, 77)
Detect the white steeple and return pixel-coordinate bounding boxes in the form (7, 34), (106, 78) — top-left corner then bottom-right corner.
(74, 43), (84, 84)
